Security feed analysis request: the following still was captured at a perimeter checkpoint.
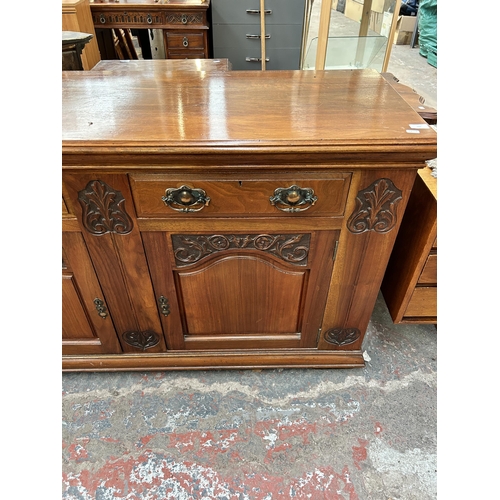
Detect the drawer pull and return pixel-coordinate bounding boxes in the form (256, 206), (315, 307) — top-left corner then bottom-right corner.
(162, 185), (210, 213)
(183, 37), (189, 47)
(270, 185), (317, 213)
(246, 57), (269, 63)
(99, 14), (106, 24)
(246, 9), (272, 14)
(147, 14), (152, 24)
(181, 14), (188, 24)
(246, 34), (271, 39)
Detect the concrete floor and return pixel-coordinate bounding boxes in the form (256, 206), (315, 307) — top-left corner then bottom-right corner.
(62, 11), (438, 499)
(63, 293), (437, 500)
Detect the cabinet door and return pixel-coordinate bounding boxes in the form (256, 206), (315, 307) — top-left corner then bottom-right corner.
(62, 232), (122, 355)
(142, 229), (339, 350)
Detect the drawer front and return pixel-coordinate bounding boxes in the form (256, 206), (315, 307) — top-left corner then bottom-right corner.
(166, 32), (205, 50)
(212, 0), (306, 26)
(213, 46), (300, 70)
(130, 175), (351, 218)
(92, 10), (165, 28)
(167, 50), (207, 59)
(164, 10), (207, 28)
(213, 24), (303, 51)
(405, 287), (437, 318)
(418, 253), (437, 284)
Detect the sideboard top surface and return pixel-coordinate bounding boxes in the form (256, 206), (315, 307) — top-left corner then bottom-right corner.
(62, 69), (437, 161)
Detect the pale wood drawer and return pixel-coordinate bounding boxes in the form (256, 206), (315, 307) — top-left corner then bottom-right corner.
(405, 287), (437, 318)
(418, 253), (437, 284)
(130, 174), (351, 218)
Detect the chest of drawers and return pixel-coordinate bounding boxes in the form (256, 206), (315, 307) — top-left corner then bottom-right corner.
(62, 69), (437, 371)
(211, 0), (307, 69)
(381, 166), (437, 323)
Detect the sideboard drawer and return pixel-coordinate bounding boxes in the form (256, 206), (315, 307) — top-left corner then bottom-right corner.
(418, 253), (437, 284)
(92, 10), (165, 28)
(166, 32), (205, 50)
(164, 10), (207, 27)
(167, 50), (207, 59)
(130, 175), (351, 217)
(405, 287), (437, 318)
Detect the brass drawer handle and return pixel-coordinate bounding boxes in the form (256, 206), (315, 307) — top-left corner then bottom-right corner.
(181, 14), (188, 24)
(270, 185), (317, 213)
(183, 36), (189, 47)
(147, 13), (152, 24)
(99, 14), (106, 24)
(162, 185), (210, 213)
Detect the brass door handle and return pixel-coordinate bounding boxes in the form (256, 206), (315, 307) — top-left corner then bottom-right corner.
(270, 185), (317, 212)
(162, 185), (210, 213)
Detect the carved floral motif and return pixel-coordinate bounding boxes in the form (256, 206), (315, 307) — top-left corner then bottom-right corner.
(78, 180), (133, 235)
(347, 178), (402, 234)
(172, 233), (311, 266)
(324, 327), (361, 346)
(122, 331), (160, 350)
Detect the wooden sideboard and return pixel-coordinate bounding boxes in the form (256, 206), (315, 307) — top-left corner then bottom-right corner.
(381, 166), (437, 323)
(62, 69), (437, 371)
(90, 0), (210, 59)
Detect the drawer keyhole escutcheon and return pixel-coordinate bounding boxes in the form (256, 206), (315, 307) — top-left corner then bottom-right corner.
(158, 295), (170, 317)
(162, 185), (210, 213)
(93, 298), (108, 319)
(270, 185), (317, 212)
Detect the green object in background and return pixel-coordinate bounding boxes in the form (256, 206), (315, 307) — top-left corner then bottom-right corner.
(418, 0), (437, 67)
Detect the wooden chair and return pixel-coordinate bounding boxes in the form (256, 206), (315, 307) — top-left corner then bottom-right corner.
(112, 29), (138, 60)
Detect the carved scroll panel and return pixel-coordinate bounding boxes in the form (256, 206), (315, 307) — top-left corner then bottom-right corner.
(171, 233), (311, 267)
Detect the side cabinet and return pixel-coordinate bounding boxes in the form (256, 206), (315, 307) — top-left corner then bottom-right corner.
(211, 0), (306, 69)
(62, 167), (418, 370)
